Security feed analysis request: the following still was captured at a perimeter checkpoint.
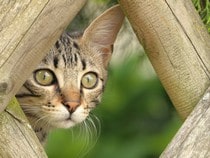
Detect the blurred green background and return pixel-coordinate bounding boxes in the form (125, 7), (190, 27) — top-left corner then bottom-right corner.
(45, 0), (210, 157)
(46, 53), (181, 158)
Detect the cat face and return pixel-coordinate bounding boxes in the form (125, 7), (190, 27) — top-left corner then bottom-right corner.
(17, 33), (108, 129)
(16, 5), (124, 139)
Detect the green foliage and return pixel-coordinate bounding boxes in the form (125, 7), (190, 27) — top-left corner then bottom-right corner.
(193, 0), (210, 32)
(46, 54), (181, 158)
(46, 1), (210, 157)
(92, 0), (117, 5)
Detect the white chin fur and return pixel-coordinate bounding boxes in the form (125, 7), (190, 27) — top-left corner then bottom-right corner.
(50, 106), (89, 129)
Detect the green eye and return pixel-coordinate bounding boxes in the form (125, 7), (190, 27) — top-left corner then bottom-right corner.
(81, 72), (98, 89)
(34, 69), (55, 86)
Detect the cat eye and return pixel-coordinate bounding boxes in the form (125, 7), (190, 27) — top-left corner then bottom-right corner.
(81, 72), (98, 89)
(34, 69), (55, 86)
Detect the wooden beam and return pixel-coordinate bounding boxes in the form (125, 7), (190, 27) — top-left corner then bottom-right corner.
(0, 0), (87, 156)
(0, 0), (87, 112)
(160, 87), (210, 157)
(118, 0), (210, 119)
(0, 98), (48, 157)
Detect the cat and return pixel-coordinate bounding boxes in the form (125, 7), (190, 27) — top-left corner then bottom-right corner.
(16, 5), (124, 144)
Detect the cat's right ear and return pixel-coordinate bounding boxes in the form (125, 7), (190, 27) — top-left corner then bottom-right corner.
(81, 5), (125, 67)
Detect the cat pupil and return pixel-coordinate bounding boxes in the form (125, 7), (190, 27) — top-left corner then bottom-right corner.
(34, 69), (54, 86)
(82, 72), (98, 89)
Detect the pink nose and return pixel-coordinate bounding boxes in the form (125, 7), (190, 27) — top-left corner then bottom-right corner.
(64, 101), (80, 114)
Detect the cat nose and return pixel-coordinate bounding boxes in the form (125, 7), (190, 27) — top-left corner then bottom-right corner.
(64, 101), (80, 114)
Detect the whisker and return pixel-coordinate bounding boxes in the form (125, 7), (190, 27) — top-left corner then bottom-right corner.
(70, 113), (101, 158)
(33, 114), (50, 129)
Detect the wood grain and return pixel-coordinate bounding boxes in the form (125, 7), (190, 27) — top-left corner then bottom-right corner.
(0, 0), (87, 156)
(119, 0), (210, 119)
(0, 98), (47, 157)
(0, 0), (87, 112)
(119, 0), (210, 156)
(160, 87), (210, 157)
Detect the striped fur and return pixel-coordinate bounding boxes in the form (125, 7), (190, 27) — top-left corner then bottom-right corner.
(16, 5), (124, 144)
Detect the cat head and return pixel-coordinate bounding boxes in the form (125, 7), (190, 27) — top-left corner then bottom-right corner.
(16, 5), (124, 130)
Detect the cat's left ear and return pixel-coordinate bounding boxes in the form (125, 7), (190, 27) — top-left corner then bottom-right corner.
(82, 5), (125, 67)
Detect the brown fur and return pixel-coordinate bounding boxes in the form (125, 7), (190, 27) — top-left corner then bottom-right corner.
(16, 5), (124, 144)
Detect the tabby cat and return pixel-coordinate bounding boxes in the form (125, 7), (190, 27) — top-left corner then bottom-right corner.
(16, 5), (124, 143)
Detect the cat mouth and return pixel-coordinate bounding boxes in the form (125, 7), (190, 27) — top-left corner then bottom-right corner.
(38, 104), (89, 128)
(65, 115), (73, 121)
(55, 112), (74, 122)
(52, 116), (77, 128)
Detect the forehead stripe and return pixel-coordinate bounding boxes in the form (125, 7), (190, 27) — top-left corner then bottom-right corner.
(62, 54), (67, 67)
(74, 53), (78, 63)
(55, 41), (60, 49)
(81, 59), (86, 70)
(53, 56), (59, 68)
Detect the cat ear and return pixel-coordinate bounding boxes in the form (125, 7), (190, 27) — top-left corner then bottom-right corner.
(82, 5), (125, 67)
